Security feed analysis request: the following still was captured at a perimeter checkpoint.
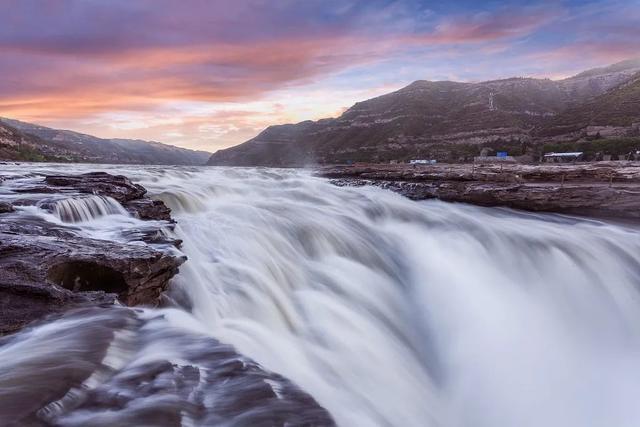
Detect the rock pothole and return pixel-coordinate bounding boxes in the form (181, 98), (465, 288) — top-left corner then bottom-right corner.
(47, 261), (129, 295)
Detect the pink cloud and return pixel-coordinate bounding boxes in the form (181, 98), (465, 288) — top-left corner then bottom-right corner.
(1, 1), (638, 151)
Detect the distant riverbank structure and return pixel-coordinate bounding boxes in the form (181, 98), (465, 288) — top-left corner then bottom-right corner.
(474, 155), (516, 163)
(409, 159), (437, 165)
(543, 152), (584, 163)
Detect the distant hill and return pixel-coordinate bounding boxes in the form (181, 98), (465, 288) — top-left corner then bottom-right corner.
(539, 72), (640, 138)
(208, 59), (640, 166)
(0, 118), (210, 165)
(0, 121), (63, 162)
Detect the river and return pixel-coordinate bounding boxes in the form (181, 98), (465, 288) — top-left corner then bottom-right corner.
(2, 164), (640, 427)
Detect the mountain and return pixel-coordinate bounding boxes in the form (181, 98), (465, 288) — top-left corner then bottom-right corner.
(0, 121), (63, 162)
(539, 71), (640, 139)
(208, 59), (640, 166)
(0, 118), (210, 165)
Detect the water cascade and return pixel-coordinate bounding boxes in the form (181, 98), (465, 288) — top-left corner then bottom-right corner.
(50, 195), (129, 223)
(2, 164), (640, 427)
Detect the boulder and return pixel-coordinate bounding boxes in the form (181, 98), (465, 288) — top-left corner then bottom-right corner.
(0, 202), (13, 213)
(124, 198), (173, 221)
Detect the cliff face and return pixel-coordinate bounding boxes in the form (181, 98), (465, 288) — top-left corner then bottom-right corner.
(0, 118), (211, 165)
(208, 59), (640, 166)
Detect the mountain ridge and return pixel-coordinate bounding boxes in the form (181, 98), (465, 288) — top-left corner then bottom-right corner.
(0, 118), (210, 165)
(208, 59), (640, 166)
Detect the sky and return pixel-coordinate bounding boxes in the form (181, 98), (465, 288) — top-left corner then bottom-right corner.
(1, 0), (639, 152)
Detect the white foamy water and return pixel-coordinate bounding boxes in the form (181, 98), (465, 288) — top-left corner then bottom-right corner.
(52, 195), (129, 222)
(3, 163), (640, 427)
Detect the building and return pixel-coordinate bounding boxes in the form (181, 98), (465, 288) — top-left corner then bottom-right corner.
(543, 152), (583, 163)
(409, 159), (436, 165)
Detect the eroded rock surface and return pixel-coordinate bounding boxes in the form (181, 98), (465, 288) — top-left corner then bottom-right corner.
(320, 162), (640, 220)
(0, 170), (336, 425)
(0, 307), (335, 426)
(0, 171), (184, 335)
(44, 172), (147, 202)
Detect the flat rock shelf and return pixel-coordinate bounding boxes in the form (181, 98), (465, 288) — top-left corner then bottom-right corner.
(318, 162), (640, 220)
(0, 171), (185, 334)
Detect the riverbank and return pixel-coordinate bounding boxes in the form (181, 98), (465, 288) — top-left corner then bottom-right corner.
(317, 162), (640, 220)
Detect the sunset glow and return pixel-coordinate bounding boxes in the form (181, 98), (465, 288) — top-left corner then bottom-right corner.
(1, 0), (639, 151)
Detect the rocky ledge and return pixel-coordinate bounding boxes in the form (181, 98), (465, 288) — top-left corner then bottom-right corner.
(318, 162), (640, 220)
(0, 307), (336, 426)
(0, 171), (185, 335)
(0, 170), (335, 425)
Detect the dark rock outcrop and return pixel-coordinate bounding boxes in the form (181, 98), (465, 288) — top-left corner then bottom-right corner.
(0, 307), (336, 426)
(0, 172), (184, 335)
(124, 198), (173, 221)
(0, 202), (13, 213)
(45, 172), (147, 203)
(42, 172), (174, 221)
(320, 163), (640, 220)
(1, 232), (184, 304)
(0, 171), (336, 426)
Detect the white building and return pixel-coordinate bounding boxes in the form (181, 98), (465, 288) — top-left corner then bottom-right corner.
(543, 152), (583, 163)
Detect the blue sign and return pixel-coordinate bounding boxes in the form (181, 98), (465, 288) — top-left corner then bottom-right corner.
(497, 151), (508, 158)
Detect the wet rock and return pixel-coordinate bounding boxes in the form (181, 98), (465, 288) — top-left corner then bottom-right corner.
(23, 171), (175, 221)
(0, 231), (185, 335)
(120, 227), (183, 248)
(45, 171), (147, 202)
(124, 198), (173, 221)
(0, 171), (184, 335)
(14, 186), (60, 194)
(0, 171), (335, 426)
(0, 202), (13, 213)
(0, 282), (116, 337)
(0, 307), (336, 426)
(321, 163), (640, 220)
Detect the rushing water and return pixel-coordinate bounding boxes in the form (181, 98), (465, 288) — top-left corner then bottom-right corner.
(52, 195), (129, 223)
(2, 164), (640, 427)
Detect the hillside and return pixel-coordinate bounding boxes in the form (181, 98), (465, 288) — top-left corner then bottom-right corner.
(208, 59), (640, 166)
(539, 72), (640, 138)
(0, 118), (210, 165)
(0, 121), (70, 162)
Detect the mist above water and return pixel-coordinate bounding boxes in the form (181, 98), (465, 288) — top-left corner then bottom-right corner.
(3, 164), (640, 427)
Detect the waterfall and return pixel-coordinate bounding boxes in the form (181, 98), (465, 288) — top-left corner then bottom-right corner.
(50, 195), (129, 223)
(3, 163), (640, 427)
(146, 167), (640, 427)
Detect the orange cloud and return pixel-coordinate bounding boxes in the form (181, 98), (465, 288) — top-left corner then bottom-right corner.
(1, 1), (635, 152)
(1, 35), (390, 121)
(0, 5), (562, 123)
